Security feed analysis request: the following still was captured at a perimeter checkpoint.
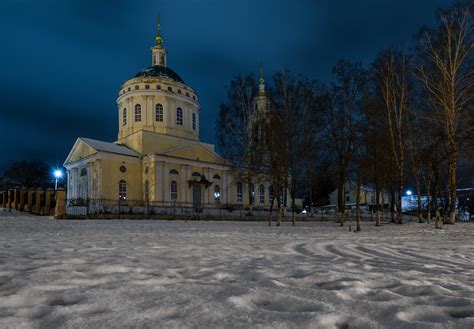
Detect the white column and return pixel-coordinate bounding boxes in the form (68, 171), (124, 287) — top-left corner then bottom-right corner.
(163, 163), (169, 202)
(186, 166), (192, 203)
(167, 98), (172, 128)
(180, 164), (188, 204)
(223, 171), (229, 205)
(87, 162), (93, 199)
(71, 168), (78, 199)
(142, 95), (148, 127)
(66, 170), (72, 199)
(95, 159), (102, 199)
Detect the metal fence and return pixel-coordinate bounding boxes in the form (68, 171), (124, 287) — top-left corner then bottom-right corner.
(65, 198), (289, 220)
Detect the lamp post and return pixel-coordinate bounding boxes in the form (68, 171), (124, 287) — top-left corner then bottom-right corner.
(54, 169), (63, 190)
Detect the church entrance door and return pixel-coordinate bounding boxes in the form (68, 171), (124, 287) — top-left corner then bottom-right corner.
(193, 184), (202, 210)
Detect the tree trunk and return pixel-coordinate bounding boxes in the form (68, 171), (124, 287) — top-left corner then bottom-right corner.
(375, 187), (381, 226)
(448, 149), (457, 224)
(356, 179), (361, 231)
(276, 203), (282, 226)
(248, 178), (254, 216)
(338, 172), (345, 226)
(426, 188), (431, 224)
(390, 190), (396, 223)
(415, 177), (423, 223)
(291, 195), (296, 226)
(434, 167), (442, 229)
(308, 173), (315, 217)
(396, 176), (403, 224)
(443, 189), (450, 224)
(268, 196), (274, 226)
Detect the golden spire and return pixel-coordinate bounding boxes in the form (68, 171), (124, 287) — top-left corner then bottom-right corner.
(259, 66), (265, 85)
(155, 12), (163, 47)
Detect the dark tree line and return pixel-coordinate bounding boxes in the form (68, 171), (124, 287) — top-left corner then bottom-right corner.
(0, 160), (52, 190)
(216, 1), (474, 229)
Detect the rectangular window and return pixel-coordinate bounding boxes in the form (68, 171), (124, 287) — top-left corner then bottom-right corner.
(122, 108), (127, 126)
(171, 181), (178, 201)
(155, 104), (163, 122)
(134, 104), (142, 122)
(176, 108), (183, 126)
(192, 113), (196, 130)
(237, 182), (243, 203)
(119, 180), (127, 200)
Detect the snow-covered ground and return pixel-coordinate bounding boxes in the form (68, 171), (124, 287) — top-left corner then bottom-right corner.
(0, 212), (473, 328)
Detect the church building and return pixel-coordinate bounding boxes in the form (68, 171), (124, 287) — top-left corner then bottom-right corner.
(63, 19), (274, 210)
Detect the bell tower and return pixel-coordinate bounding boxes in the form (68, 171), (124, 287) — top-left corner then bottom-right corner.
(248, 67), (270, 161)
(151, 14), (167, 67)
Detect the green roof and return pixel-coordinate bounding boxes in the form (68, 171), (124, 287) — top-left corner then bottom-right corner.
(134, 65), (184, 83)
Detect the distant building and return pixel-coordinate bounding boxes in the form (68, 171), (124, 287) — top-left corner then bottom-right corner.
(63, 19), (275, 210)
(328, 182), (390, 209)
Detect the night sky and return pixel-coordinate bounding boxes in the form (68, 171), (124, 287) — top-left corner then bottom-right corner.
(0, 0), (453, 172)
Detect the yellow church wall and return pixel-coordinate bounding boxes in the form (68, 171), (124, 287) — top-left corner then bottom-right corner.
(162, 145), (225, 164)
(117, 130), (222, 158)
(99, 158), (142, 201)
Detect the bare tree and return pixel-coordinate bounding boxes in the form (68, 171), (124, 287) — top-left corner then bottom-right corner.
(416, 1), (474, 224)
(265, 100), (287, 226)
(216, 74), (261, 213)
(374, 49), (411, 224)
(323, 60), (368, 226)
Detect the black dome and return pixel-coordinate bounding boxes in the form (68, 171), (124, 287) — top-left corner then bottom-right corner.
(134, 65), (185, 83)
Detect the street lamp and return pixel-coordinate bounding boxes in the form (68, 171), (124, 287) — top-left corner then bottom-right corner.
(406, 190), (413, 196)
(54, 169), (63, 190)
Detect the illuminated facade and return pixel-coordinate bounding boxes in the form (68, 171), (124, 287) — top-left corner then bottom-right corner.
(63, 19), (274, 209)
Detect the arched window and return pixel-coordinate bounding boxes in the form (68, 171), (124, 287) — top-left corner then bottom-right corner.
(259, 184), (265, 204)
(192, 172), (201, 177)
(80, 168), (87, 176)
(135, 104), (142, 122)
(213, 174), (221, 180)
(122, 108), (127, 126)
(168, 86), (173, 92)
(144, 180), (149, 201)
(269, 185), (274, 204)
(192, 113), (196, 130)
(170, 181), (178, 201)
(176, 107), (183, 125)
(237, 182), (243, 203)
(135, 85), (139, 90)
(145, 84), (150, 89)
(119, 180), (127, 200)
(169, 169), (179, 175)
(214, 185), (220, 203)
(155, 104), (163, 122)
(156, 85), (161, 90)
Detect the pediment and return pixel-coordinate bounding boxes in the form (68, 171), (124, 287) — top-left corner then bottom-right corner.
(63, 138), (98, 165)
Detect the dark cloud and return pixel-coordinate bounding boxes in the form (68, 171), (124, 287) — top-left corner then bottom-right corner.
(0, 0), (454, 171)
